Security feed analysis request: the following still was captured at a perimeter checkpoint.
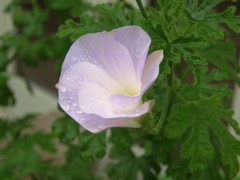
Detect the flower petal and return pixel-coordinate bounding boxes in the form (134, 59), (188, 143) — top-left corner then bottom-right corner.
(72, 100), (155, 133)
(111, 26), (151, 80)
(78, 81), (154, 118)
(75, 114), (141, 133)
(115, 100), (155, 118)
(108, 93), (141, 110)
(58, 61), (123, 119)
(78, 81), (114, 117)
(61, 31), (139, 93)
(141, 50), (164, 93)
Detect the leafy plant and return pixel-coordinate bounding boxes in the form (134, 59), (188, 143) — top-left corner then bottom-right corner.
(0, 0), (240, 179)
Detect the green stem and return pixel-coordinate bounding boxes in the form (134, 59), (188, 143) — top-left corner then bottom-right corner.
(136, 0), (148, 19)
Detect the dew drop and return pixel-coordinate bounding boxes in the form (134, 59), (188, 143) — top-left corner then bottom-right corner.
(75, 110), (83, 114)
(72, 102), (77, 107)
(59, 86), (67, 93)
(63, 64), (69, 69)
(62, 104), (70, 111)
(72, 57), (77, 62)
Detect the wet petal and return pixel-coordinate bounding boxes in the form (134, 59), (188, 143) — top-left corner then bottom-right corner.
(58, 26), (163, 133)
(58, 61), (123, 119)
(61, 31), (139, 93)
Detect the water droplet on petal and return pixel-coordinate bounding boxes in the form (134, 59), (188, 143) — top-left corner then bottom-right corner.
(72, 57), (77, 62)
(72, 103), (77, 107)
(62, 104), (70, 111)
(59, 86), (66, 93)
(75, 110), (83, 114)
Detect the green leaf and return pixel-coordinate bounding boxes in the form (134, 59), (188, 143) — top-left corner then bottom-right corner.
(204, 6), (240, 33)
(165, 104), (193, 139)
(57, 14), (102, 41)
(198, 69), (232, 98)
(165, 96), (240, 175)
(172, 35), (207, 48)
(110, 129), (133, 151)
(181, 114), (215, 172)
(0, 131), (56, 178)
(0, 74), (15, 106)
(0, 114), (37, 140)
(196, 0), (223, 18)
(202, 40), (240, 84)
(181, 49), (208, 66)
(52, 115), (79, 142)
(95, 2), (129, 27)
(179, 49), (208, 86)
(209, 117), (240, 177)
(57, 2), (130, 41)
(107, 149), (159, 180)
(52, 145), (98, 180)
(78, 131), (106, 161)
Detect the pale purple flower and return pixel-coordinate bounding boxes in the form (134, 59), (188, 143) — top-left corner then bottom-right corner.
(58, 26), (163, 133)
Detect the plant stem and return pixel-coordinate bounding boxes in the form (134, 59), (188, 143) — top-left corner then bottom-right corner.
(136, 0), (148, 19)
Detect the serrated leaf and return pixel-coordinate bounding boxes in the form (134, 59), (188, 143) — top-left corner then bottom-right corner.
(198, 69), (233, 97)
(181, 116), (215, 172)
(53, 144), (98, 180)
(158, 58), (171, 81)
(204, 6), (240, 33)
(0, 114), (37, 140)
(172, 35), (207, 48)
(0, 74), (15, 106)
(78, 131), (106, 162)
(182, 50), (208, 66)
(165, 96), (240, 176)
(110, 129), (133, 151)
(57, 15), (102, 41)
(52, 115), (79, 142)
(209, 117), (240, 177)
(202, 40), (240, 85)
(179, 49), (208, 86)
(95, 2), (129, 27)
(188, 0), (223, 20)
(165, 103), (193, 139)
(107, 149), (158, 180)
